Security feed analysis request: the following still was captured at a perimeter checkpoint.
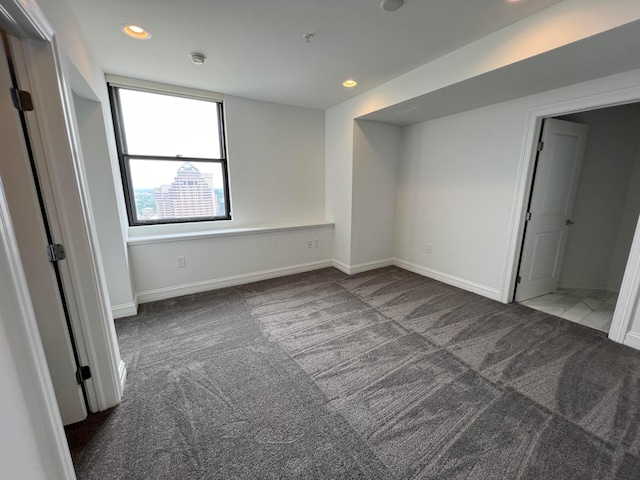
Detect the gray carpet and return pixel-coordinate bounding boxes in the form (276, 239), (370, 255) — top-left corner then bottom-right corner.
(65, 267), (640, 479)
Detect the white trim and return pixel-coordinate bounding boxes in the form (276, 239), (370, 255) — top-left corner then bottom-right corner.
(105, 74), (224, 102)
(330, 258), (393, 275)
(128, 221), (335, 245)
(500, 108), (542, 303)
(332, 259), (351, 274)
(394, 258), (501, 301)
(610, 216), (640, 343)
(350, 258), (394, 274)
(0, 177), (75, 477)
(0, 0), (53, 41)
(13, 35), (123, 412)
(502, 82), (640, 345)
(624, 331), (640, 351)
(135, 259), (333, 304)
(112, 302), (138, 319)
(118, 360), (127, 392)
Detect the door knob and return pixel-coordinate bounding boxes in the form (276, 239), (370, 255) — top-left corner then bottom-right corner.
(566, 219), (575, 225)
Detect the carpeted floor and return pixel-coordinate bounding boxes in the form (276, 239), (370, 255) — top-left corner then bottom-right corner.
(65, 267), (640, 479)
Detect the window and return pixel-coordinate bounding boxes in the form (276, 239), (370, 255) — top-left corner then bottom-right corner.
(108, 79), (231, 226)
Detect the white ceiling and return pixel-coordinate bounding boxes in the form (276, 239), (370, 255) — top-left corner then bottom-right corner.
(360, 21), (640, 125)
(66, 0), (566, 110)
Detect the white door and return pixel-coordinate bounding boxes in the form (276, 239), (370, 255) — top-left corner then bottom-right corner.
(0, 32), (87, 424)
(515, 118), (589, 302)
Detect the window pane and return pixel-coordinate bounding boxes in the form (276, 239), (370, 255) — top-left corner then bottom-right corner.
(130, 159), (227, 222)
(119, 89), (222, 158)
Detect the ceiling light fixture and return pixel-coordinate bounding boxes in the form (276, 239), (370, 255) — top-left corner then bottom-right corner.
(380, 0), (403, 12)
(190, 52), (206, 65)
(121, 24), (151, 40)
(343, 79), (358, 88)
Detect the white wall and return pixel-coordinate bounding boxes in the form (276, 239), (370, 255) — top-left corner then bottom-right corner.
(127, 97), (328, 301)
(391, 72), (640, 300)
(130, 225), (333, 302)
(350, 120), (401, 268)
(610, 145), (640, 291)
(225, 96), (325, 227)
(325, 0), (640, 274)
(394, 99), (529, 297)
(557, 105), (640, 291)
(0, 320), (54, 480)
(73, 94), (135, 315)
(326, 108), (354, 266)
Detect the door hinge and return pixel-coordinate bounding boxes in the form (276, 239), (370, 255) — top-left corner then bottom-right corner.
(76, 365), (92, 384)
(537, 141), (544, 152)
(46, 243), (66, 262)
(10, 88), (34, 112)
(516, 275), (522, 284)
(525, 212), (532, 221)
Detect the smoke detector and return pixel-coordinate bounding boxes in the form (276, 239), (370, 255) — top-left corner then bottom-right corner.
(380, 0), (403, 12)
(190, 53), (206, 65)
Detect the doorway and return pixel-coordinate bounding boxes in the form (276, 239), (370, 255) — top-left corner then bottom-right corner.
(515, 103), (640, 334)
(0, 30), (91, 424)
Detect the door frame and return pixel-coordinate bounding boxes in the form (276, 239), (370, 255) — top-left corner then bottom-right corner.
(502, 82), (640, 346)
(0, 1), (125, 410)
(0, 150), (77, 478)
(513, 118), (589, 303)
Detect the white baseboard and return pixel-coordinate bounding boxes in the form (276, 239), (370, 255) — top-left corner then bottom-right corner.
(332, 259), (351, 274)
(134, 257), (502, 305)
(623, 331), (640, 351)
(351, 258), (394, 274)
(393, 258), (502, 301)
(332, 258), (394, 275)
(118, 360), (127, 396)
(557, 283), (611, 292)
(136, 259), (334, 304)
(111, 302), (138, 319)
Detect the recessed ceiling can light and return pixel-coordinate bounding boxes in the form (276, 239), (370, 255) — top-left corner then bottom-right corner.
(380, 0), (403, 12)
(121, 24), (151, 40)
(343, 79), (358, 88)
(190, 52), (206, 65)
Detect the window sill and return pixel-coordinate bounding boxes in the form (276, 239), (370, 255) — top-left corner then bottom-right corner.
(127, 221), (335, 246)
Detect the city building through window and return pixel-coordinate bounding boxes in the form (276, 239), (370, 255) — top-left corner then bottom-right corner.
(108, 80), (230, 225)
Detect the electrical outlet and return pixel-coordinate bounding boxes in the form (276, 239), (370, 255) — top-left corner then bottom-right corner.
(313, 239), (319, 248)
(307, 240), (313, 249)
(177, 256), (186, 268)
(426, 244), (433, 254)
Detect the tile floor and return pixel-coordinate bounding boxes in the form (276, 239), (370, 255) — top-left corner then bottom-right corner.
(520, 288), (618, 333)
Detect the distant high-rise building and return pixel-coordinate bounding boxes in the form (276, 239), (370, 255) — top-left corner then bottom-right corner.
(154, 184), (174, 219)
(202, 172), (218, 215)
(214, 188), (226, 216)
(153, 162), (215, 219)
(202, 172), (214, 190)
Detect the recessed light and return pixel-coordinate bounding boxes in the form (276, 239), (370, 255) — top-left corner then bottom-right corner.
(343, 79), (358, 88)
(121, 24), (151, 40)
